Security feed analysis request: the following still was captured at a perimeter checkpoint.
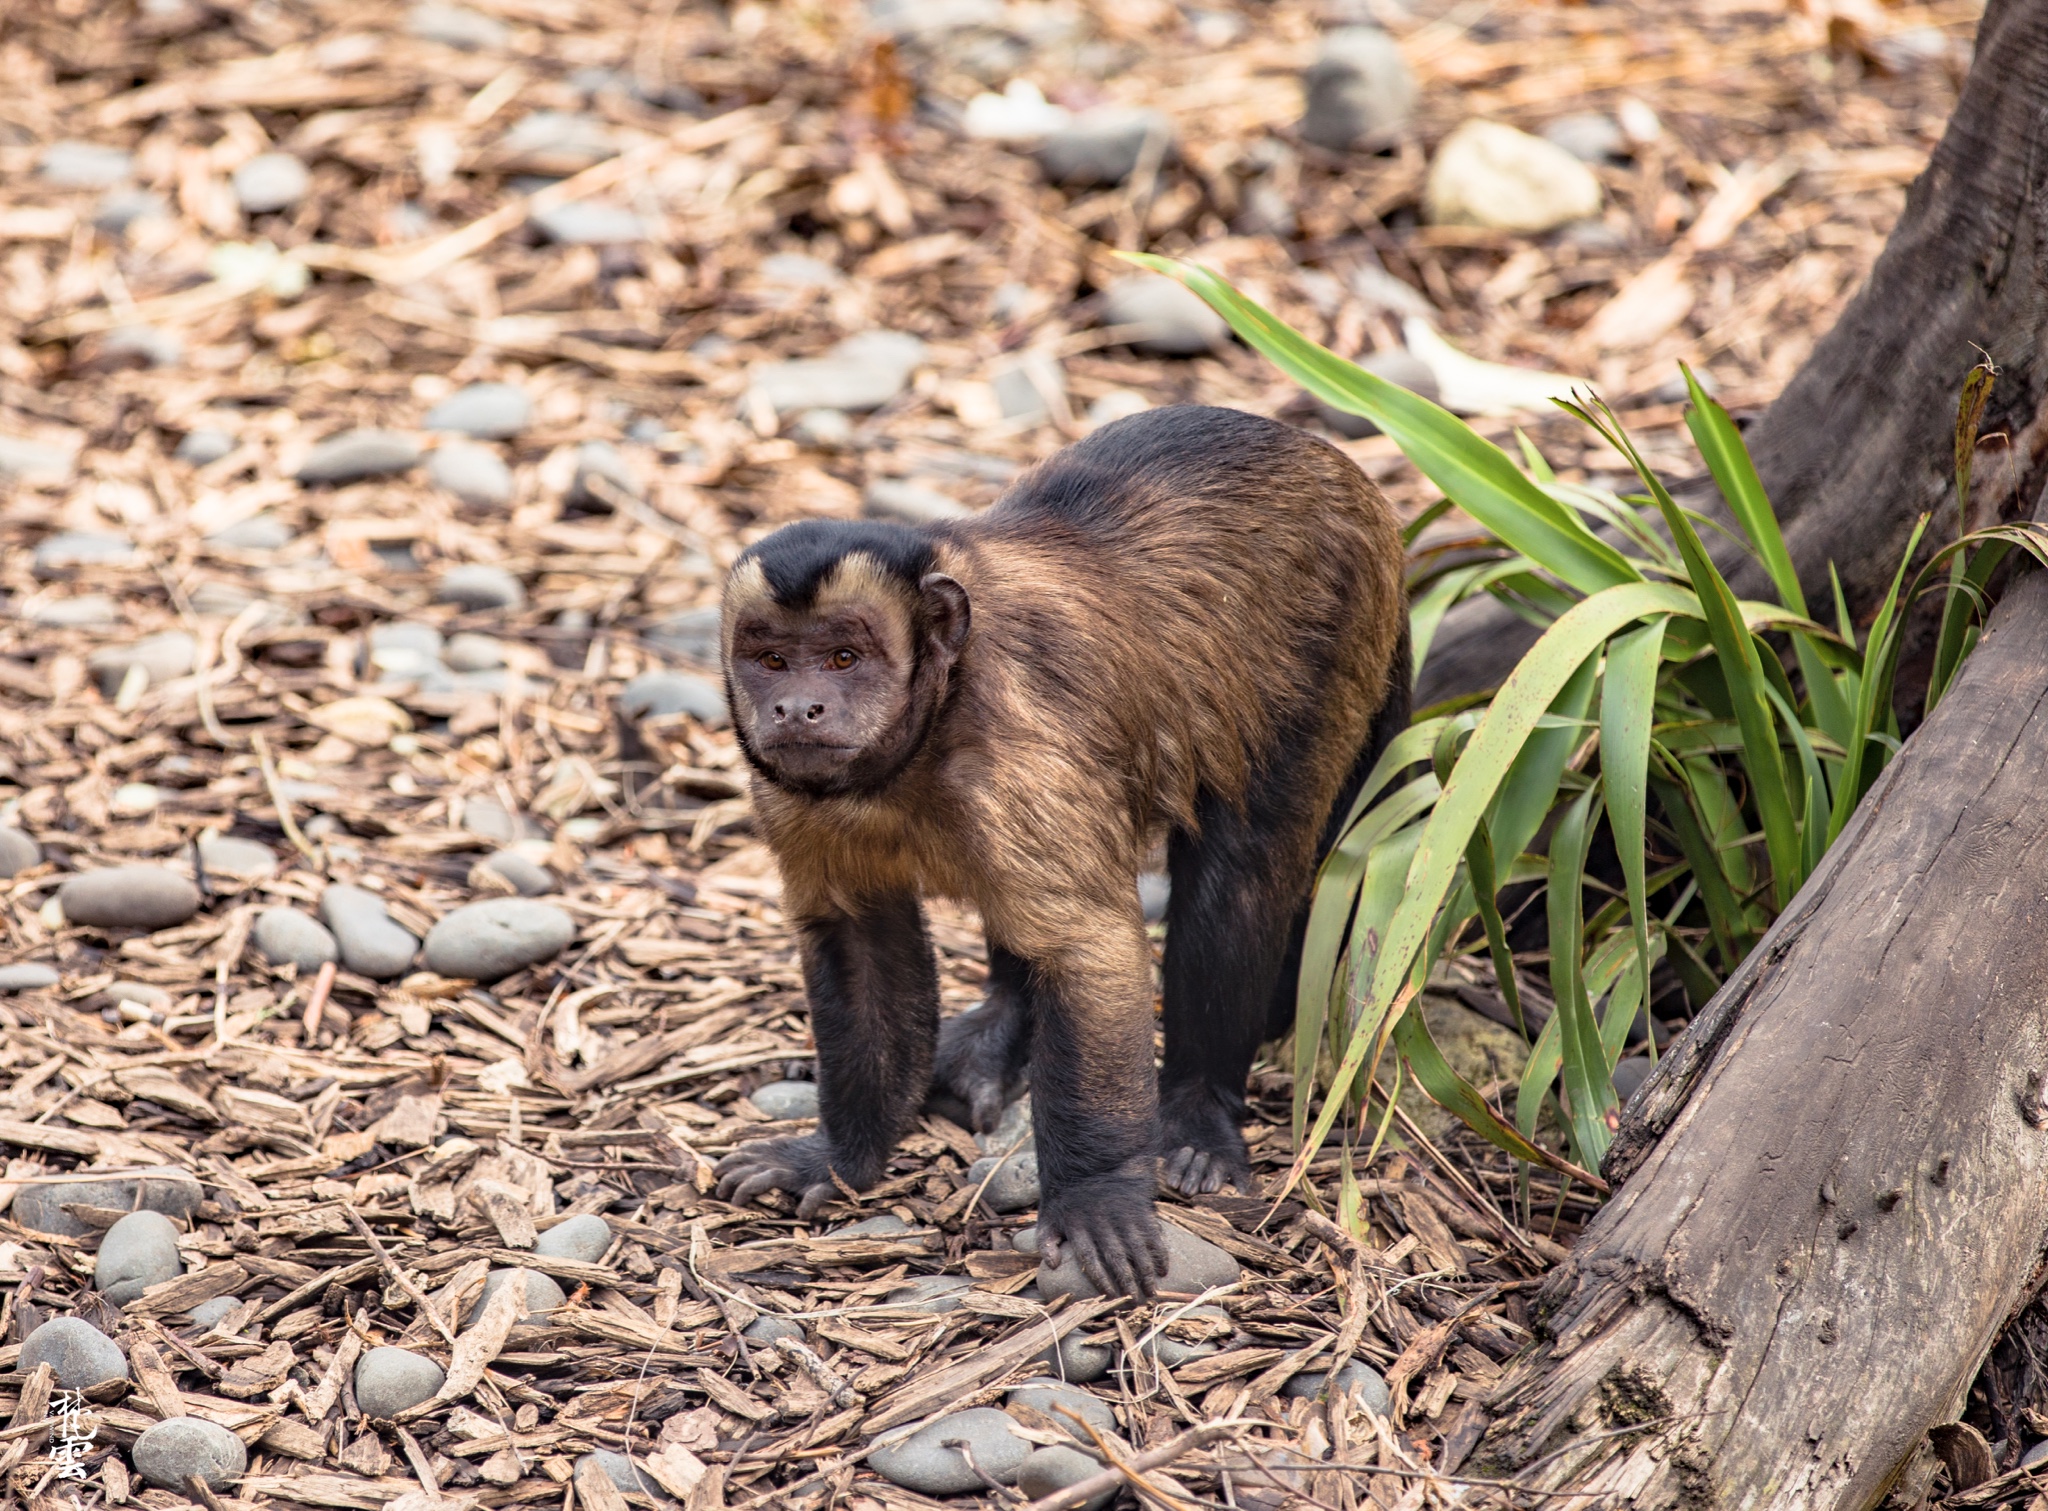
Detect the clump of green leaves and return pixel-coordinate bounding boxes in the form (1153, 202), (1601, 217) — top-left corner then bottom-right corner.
(1132, 254), (2044, 1191)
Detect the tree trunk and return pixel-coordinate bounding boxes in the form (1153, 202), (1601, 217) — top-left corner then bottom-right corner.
(1473, 568), (2048, 1506)
(1418, 0), (2048, 711)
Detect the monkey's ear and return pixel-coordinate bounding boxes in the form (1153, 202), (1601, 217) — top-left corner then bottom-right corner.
(919, 573), (971, 661)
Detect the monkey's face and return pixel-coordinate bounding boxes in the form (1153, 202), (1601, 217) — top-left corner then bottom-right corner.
(727, 602), (915, 788)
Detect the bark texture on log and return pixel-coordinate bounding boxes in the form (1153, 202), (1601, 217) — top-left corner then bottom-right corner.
(1419, 0), (2048, 710)
(1476, 570), (2048, 1508)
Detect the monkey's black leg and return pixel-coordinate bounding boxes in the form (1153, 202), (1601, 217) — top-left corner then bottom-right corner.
(929, 944), (1034, 1131)
(715, 892), (938, 1220)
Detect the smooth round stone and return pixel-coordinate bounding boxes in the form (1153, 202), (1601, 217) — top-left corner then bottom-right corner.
(1300, 26), (1416, 152)
(207, 514), (294, 550)
(748, 332), (927, 417)
(188, 1296), (241, 1329)
(177, 428), (237, 466)
(35, 531), (135, 573)
(1098, 275), (1227, 357)
(1611, 1055), (1654, 1103)
(1543, 112), (1629, 164)
(355, 1346), (445, 1418)
(1282, 1359), (1393, 1415)
(741, 1313), (803, 1345)
(28, 595), (118, 629)
(1085, 387), (1149, 429)
(473, 1267), (566, 1324)
(534, 1214), (612, 1264)
(2023, 1439), (2048, 1471)
(95, 188), (168, 233)
(871, 1408), (1030, 1495)
(461, 796), (527, 845)
(369, 620), (444, 664)
(1136, 871), (1170, 925)
(760, 252), (841, 288)
(435, 564), (526, 612)
(1039, 1329), (1115, 1383)
(885, 1276), (976, 1315)
(294, 430), (421, 484)
(254, 908), (339, 972)
(618, 670), (727, 726)
(500, 109), (615, 166)
(964, 1150), (1040, 1214)
(59, 867), (201, 931)
(444, 632), (506, 672)
(567, 441), (640, 507)
(106, 980), (170, 1010)
(865, 478), (968, 524)
(1017, 1445), (1114, 1510)
(1006, 1378), (1116, 1439)
(40, 141), (133, 188)
(319, 885), (419, 980)
(532, 203), (646, 245)
(428, 441), (514, 507)
(0, 828), (42, 877)
(425, 384), (532, 439)
(748, 1081), (819, 1120)
(13, 1168), (202, 1238)
(133, 1417), (247, 1491)
(408, 0), (511, 48)
(642, 606), (719, 665)
(231, 153), (309, 214)
(21, 1317), (128, 1389)
(790, 408), (854, 450)
(197, 834), (278, 881)
(89, 631), (197, 695)
(974, 1096), (1032, 1154)
(833, 1213), (914, 1238)
(96, 1209), (185, 1305)
(1315, 348), (1442, 439)
(422, 898), (574, 981)
(1040, 1216), (1239, 1300)
(575, 1451), (663, 1497)
(1424, 119), (1603, 233)
(1037, 107), (1173, 188)
(0, 964), (58, 993)
(476, 850), (555, 896)
(101, 326), (183, 369)
(1142, 1303), (1231, 1367)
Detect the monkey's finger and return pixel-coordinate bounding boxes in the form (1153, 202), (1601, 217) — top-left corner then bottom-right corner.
(795, 1182), (838, 1222)
(1040, 1232), (1065, 1268)
(730, 1169), (794, 1205)
(1162, 1147), (1195, 1190)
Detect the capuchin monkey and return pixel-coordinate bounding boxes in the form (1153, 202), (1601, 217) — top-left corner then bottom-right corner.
(713, 405), (1408, 1297)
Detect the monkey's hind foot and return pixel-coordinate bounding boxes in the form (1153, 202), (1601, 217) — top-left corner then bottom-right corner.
(714, 1135), (843, 1222)
(930, 998), (1028, 1133)
(1159, 1094), (1253, 1197)
(1040, 1169), (1167, 1298)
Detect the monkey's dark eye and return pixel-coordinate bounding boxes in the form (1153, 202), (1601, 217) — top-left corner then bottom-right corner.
(827, 649), (859, 670)
(758, 652), (787, 671)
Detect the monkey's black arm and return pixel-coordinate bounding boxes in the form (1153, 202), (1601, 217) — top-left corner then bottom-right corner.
(714, 892), (939, 1220)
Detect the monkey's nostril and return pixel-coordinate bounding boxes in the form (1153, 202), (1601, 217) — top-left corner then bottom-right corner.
(805, 703), (826, 721)
(771, 704), (787, 720)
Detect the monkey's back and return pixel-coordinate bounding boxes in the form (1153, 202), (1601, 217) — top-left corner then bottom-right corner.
(943, 405), (1405, 836)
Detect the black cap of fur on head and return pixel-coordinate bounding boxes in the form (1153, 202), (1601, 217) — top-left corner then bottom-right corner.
(737, 519), (939, 611)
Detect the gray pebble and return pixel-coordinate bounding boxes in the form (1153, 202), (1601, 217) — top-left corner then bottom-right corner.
(368, 619), (444, 667)
(445, 632), (507, 672)
(964, 1150), (1040, 1214)
(1040, 1216), (1239, 1300)
(643, 607), (720, 666)
(1006, 1378), (1116, 1439)
(885, 1275), (977, 1315)
(2024, 1439), (2048, 1471)
(407, 1), (511, 49)
(476, 850), (555, 897)
(21, 1317), (128, 1390)
(749, 331), (927, 416)
(96, 1209), (185, 1305)
(232, 153), (310, 215)
(425, 383), (533, 439)
(132, 1417), (247, 1491)
(1137, 871), (1170, 924)
(576, 1451), (664, 1497)
(430, 442), (515, 507)
(833, 1213), (914, 1238)
(534, 1214), (612, 1264)
(254, 908), (339, 972)
(1611, 1055), (1654, 1103)
(871, 1408), (1031, 1495)
(1282, 1359), (1392, 1415)
(1316, 347), (1442, 439)
(59, 866), (201, 931)
(94, 188), (167, 233)
(1017, 1445), (1114, 1510)
(1039, 1328), (1116, 1383)
(40, 141), (132, 188)
(422, 898), (574, 981)
(89, 631), (197, 695)
(188, 1296), (241, 1329)
(35, 530), (136, 573)
(974, 1096), (1032, 1154)
(461, 796), (534, 846)
(0, 828), (42, 877)
(100, 326), (183, 369)
(789, 408), (854, 450)
(619, 670), (727, 726)
(319, 885), (420, 980)
(741, 1314), (804, 1345)
(106, 980), (170, 1010)
(294, 430), (421, 484)
(28, 595), (118, 629)
(0, 436), (75, 486)
(354, 1346), (446, 1418)
(992, 354), (1065, 425)
(473, 1267), (566, 1324)
(197, 834), (278, 881)
(1141, 1303), (1231, 1367)
(499, 111), (616, 169)
(1038, 107), (1173, 188)
(532, 202), (647, 245)
(436, 563), (526, 612)
(748, 1081), (820, 1120)
(568, 440), (641, 507)
(864, 477), (969, 524)
(760, 252), (841, 288)
(206, 514), (294, 550)
(1300, 26), (1416, 152)
(1543, 113), (1629, 164)
(1099, 275), (1227, 357)
(0, 964), (58, 993)
(13, 1167), (202, 1238)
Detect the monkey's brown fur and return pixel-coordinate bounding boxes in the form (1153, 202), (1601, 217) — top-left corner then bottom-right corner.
(715, 405), (1406, 1296)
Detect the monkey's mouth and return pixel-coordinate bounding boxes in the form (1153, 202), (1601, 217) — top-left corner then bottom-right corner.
(755, 737), (864, 778)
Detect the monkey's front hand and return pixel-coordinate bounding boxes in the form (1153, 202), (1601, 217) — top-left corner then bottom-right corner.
(1039, 1170), (1168, 1298)
(714, 1135), (842, 1222)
